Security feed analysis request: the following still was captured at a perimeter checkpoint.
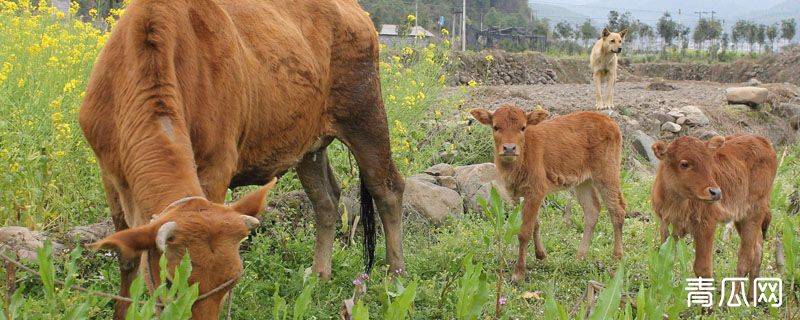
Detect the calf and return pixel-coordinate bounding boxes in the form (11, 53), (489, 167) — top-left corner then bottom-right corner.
(471, 106), (626, 281)
(651, 135), (777, 289)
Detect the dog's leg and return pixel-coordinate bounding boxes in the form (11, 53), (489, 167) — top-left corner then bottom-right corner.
(605, 69), (616, 109)
(593, 72), (605, 109)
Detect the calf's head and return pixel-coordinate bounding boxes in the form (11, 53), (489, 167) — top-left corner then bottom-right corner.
(601, 28), (627, 53)
(89, 179), (277, 318)
(652, 136), (725, 202)
(470, 106), (549, 164)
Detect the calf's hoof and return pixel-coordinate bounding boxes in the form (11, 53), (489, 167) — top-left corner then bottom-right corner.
(511, 270), (526, 283)
(535, 250), (547, 260)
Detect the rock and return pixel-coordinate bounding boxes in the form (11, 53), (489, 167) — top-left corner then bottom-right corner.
(679, 106), (710, 126)
(766, 123), (794, 145)
(726, 87), (769, 107)
(268, 190), (313, 219)
(652, 112), (675, 124)
(676, 117), (687, 125)
(408, 173), (437, 185)
(746, 78), (762, 86)
(424, 163), (456, 177)
(403, 177), (463, 224)
(340, 195), (360, 226)
(437, 176), (458, 191)
(632, 130), (659, 165)
(727, 104), (752, 112)
(66, 220), (114, 244)
(692, 128), (720, 140)
(661, 121), (682, 133)
(454, 163), (500, 197)
(0, 227), (65, 262)
(647, 80), (677, 91)
(467, 181), (515, 215)
(774, 103), (800, 119)
(667, 110), (685, 119)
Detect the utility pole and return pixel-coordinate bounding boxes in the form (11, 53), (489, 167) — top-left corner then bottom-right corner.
(461, 0), (466, 51)
(710, 10), (716, 21)
(415, 1), (418, 27)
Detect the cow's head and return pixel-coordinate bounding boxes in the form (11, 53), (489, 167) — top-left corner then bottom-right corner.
(470, 105), (549, 165)
(652, 136), (724, 202)
(89, 179), (277, 318)
(601, 27), (627, 54)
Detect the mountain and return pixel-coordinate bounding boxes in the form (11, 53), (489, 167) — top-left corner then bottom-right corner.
(745, 0), (800, 24)
(528, 2), (591, 26)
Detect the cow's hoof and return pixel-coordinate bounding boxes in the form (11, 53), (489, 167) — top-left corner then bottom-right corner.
(511, 270), (526, 283)
(535, 251), (547, 260)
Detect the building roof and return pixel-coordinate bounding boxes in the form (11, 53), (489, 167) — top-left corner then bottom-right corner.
(379, 24), (435, 37)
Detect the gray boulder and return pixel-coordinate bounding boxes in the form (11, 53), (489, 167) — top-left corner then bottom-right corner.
(726, 87), (769, 107)
(632, 130), (659, 166)
(661, 121), (681, 133)
(424, 163), (456, 177)
(66, 220), (114, 244)
(403, 177), (463, 224)
(679, 106), (710, 126)
(0, 227), (65, 262)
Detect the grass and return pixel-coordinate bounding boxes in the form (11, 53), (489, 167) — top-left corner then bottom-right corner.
(1, 2), (799, 319)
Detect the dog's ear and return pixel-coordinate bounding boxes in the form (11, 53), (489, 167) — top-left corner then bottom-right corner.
(602, 27), (610, 38)
(619, 29), (628, 39)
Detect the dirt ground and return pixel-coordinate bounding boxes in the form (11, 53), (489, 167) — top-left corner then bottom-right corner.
(459, 80), (799, 148)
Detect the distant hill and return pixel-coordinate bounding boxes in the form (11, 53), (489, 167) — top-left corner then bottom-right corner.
(745, 0), (800, 24)
(528, 2), (590, 26)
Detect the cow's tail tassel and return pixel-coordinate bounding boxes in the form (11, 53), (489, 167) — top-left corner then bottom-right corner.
(360, 176), (376, 274)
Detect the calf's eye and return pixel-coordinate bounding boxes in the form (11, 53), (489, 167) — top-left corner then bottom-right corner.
(521, 126), (526, 131)
(680, 161), (689, 169)
(493, 126), (499, 131)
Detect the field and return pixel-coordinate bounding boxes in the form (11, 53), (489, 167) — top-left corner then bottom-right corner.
(0, 2), (799, 319)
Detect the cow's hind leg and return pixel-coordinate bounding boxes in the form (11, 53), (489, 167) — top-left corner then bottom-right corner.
(296, 146), (341, 280)
(102, 176), (138, 320)
(575, 181), (601, 258)
(595, 176), (626, 258)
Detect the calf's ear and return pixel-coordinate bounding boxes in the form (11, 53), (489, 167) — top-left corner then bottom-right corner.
(526, 109), (549, 125)
(652, 141), (668, 160)
(707, 136), (725, 150)
(87, 224), (158, 259)
(469, 108), (493, 125)
(231, 177), (277, 217)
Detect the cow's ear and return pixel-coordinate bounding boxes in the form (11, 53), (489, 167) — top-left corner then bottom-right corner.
(707, 136), (725, 151)
(470, 108), (493, 125)
(526, 109), (549, 125)
(619, 29), (628, 39)
(602, 27), (610, 38)
(87, 224), (158, 258)
(652, 141), (668, 160)
(231, 178), (277, 217)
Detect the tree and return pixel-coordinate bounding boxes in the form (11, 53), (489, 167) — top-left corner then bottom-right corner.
(554, 21), (574, 40)
(781, 18), (796, 46)
(766, 24), (778, 51)
(657, 12), (679, 47)
(607, 10), (620, 31)
(580, 19), (597, 47)
(639, 23), (655, 52)
(756, 24), (767, 52)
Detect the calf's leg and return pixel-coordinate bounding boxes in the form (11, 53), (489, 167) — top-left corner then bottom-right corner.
(512, 191), (546, 282)
(575, 182), (600, 258)
(596, 178), (626, 258)
(297, 147), (341, 280)
(692, 223), (717, 278)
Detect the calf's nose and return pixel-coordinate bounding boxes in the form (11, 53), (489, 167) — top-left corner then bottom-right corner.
(502, 143), (517, 155)
(707, 187), (722, 201)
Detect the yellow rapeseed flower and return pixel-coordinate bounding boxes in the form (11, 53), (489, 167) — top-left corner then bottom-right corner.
(468, 80), (477, 87)
(441, 28), (449, 36)
(485, 55), (494, 63)
(407, 14), (416, 22)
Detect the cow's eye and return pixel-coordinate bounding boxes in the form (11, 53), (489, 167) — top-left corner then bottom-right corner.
(521, 126), (526, 132)
(493, 126), (499, 131)
(680, 161), (690, 169)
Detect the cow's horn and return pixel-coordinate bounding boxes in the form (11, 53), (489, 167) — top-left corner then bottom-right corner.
(156, 221), (177, 252)
(241, 215), (260, 230)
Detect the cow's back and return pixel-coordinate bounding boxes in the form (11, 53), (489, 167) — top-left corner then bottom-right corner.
(523, 111), (622, 188)
(714, 135), (777, 220)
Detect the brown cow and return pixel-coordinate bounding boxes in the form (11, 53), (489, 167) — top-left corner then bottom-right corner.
(651, 135), (776, 290)
(79, 0), (405, 318)
(470, 106), (626, 281)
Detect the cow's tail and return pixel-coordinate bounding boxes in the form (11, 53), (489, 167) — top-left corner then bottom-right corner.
(360, 175), (376, 274)
(762, 210), (772, 241)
